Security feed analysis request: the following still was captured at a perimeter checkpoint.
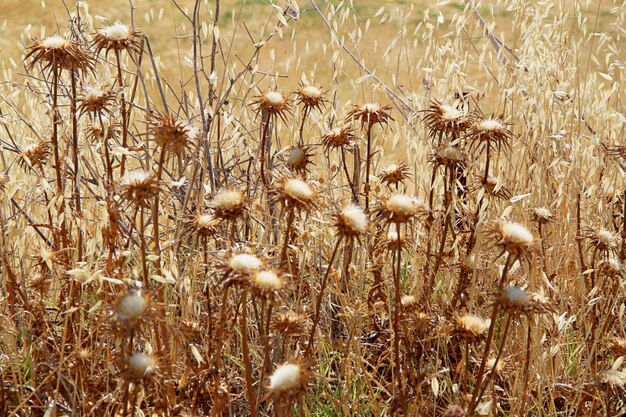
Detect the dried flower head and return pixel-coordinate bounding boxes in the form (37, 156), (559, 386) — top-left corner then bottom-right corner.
(430, 143), (467, 168)
(25, 35), (95, 73)
(486, 356), (505, 375)
(378, 162), (411, 188)
(454, 314), (489, 342)
(148, 113), (193, 155)
(77, 85), (115, 115)
(210, 189), (246, 220)
(19, 141), (51, 171)
(482, 176), (512, 200)
(347, 103), (393, 128)
(375, 194), (426, 224)
(93, 22), (143, 56)
(251, 269), (283, 297)
(284, 145), (315, 175)
(608, 337), (626, 356)
(85, 117), (121, 142)
(531, 207), (556, 225)
(268, 361), (311, 399)
(119, 170), (161, 207)
(252, 89), (291, 122)
(421, 100), (470, 141)
(467, 116), (513, 153)
(296, 83), (326, 111)
(116, 290), (151, 321)
(322, 126), (355, 151)
(498, 285), (532, 313)
(272, 310), (308, 337)
(192, 212), (219, 237)
(127, 352), (158, 378)
(335, 203), (369, 237)
(221, 253), (264, 283)
(598, 257), (623, 278)
(443, 404), (466, 417)
(599, 370), (626, 387)
(271, 177), (317, 212)
(380, 223), (413, 251)
(485, 221), (535, 258)
(579, 227), (618, 253)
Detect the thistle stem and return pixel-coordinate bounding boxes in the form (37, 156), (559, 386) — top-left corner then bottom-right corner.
(240, 290), (258, 417)
(306, 237), (343, 356)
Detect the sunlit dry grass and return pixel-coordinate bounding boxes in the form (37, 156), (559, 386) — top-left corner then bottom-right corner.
(0, 0), (625, 416)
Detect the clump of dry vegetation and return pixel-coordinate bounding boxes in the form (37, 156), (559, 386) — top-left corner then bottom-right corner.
(0, 0), (624, 415)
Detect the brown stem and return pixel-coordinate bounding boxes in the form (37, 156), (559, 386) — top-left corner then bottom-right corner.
(364, 123), (373, 211)
(280, 207), (295, 266)
(305, 237), (343, 356)
(138, 206), (149, 286)
(70, 70), (82, 261)
(298, 106), (309, 145)
(115, 49), (129, 176)
(392, 221), (405, 411)
(240, 290), (258, 417)
(259, 114), (272, 188)
(474, 313), (512, 408)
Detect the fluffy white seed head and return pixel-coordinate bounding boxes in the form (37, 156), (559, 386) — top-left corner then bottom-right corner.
(597, 229), (616, 246)
(264, 91), (285, 107)
(213, 190), (244, 211)
(228, 254), (261, 273)
(363, 103), (381, 112)
(117, 292), (149, 320)
(42, 35), (69, 49)
(458, 314), (489, 336)
(479, 119), (504, 131)
(503, 286), (530, 307)
(440, 146), (463, 161)
(301, 85), (322, 99)
(501, 222), (534, 246)
(102, 22), (131, 40)
(269, 363), (302, 392)
(339, 204), (368, 235)
(284, 178), (313, 201)
(120, 170), (152, 186)
(286, 147), (306, 167)
(386, 194), (418, 216)
(252, 270), (283, 291)
(441, 104), (463, 120)
(196, 213), (216, 228)
(128, 352), (157, 377)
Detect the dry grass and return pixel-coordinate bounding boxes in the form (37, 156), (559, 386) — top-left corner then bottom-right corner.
(0, 0), (625, 416)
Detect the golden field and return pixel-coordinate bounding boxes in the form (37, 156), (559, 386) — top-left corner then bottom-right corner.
(0, 0), (624, 416)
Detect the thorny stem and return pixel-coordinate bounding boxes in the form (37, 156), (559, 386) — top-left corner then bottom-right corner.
(138, 206), (149, 286)
(364, 123), (373, 211)
(392, 221), (405, 411)
(474, 313), (512, 408)
(153, 148), (167, 276)
(240, 290), (258, 417)
(340, 146), (358, 203)
(518, 319), (532, 416)
(424, 162), (438, 277)
(259, 113), (272, 188)
(298, 106), (309, 145)
(469, 253), (512, 413)
(70, 69), (83, 261)
(115, 49), (129, 176)
(280, 207), (295, 266)
(51, 65), (68, 259)
(306, 237), (343, 356)
(427, 166), (453, 300)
